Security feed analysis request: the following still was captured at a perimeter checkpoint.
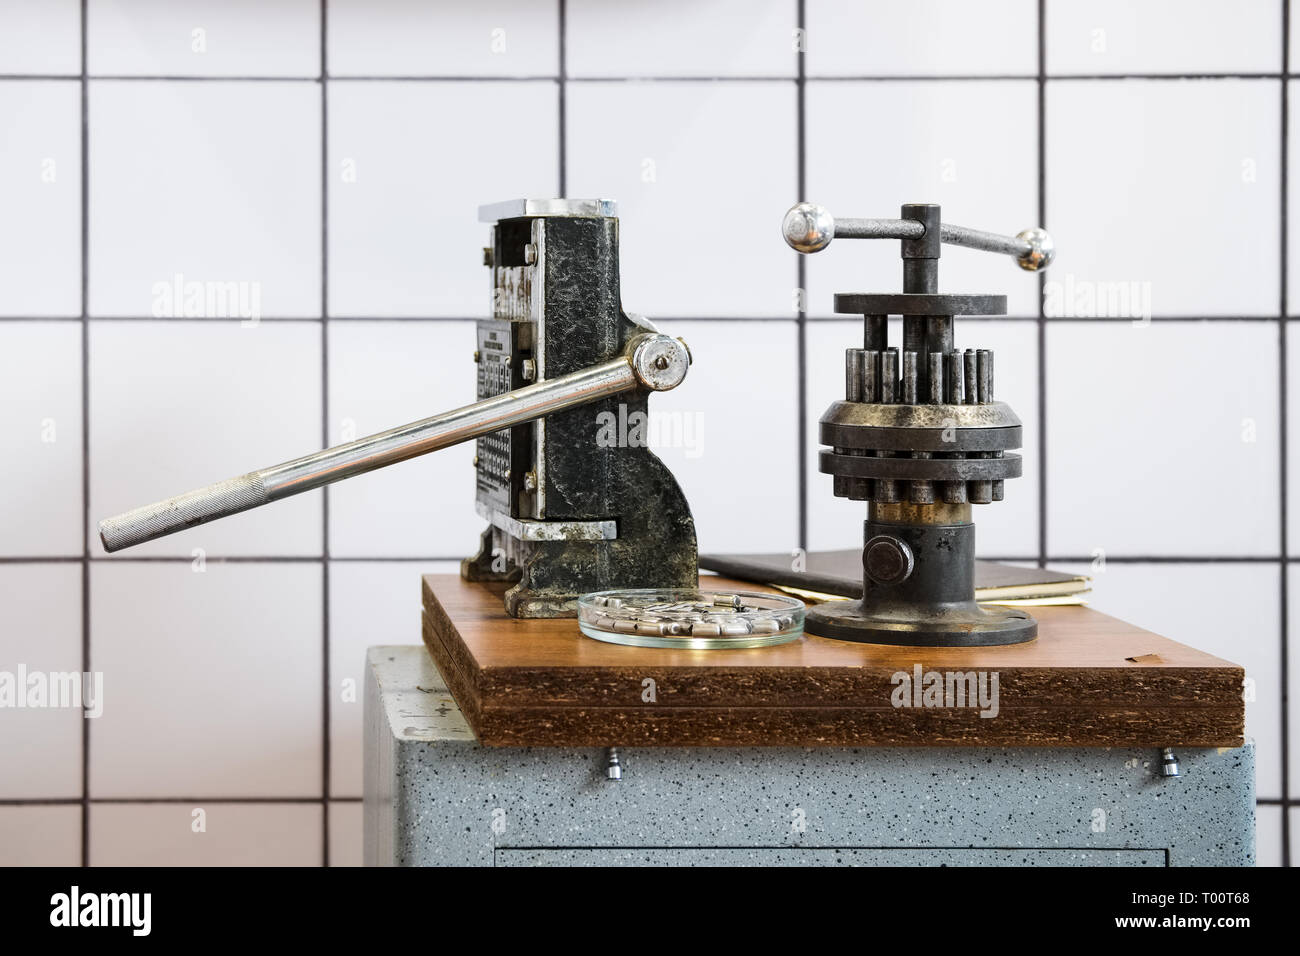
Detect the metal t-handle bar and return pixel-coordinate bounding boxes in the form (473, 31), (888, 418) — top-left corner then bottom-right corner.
(781, 202), (1055, 271)
(98, 332), (691, 553)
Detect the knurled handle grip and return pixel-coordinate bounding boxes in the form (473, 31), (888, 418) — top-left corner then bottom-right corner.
(99, 474), (268, 553)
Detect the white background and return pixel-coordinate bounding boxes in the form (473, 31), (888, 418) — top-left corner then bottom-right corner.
(0, 0), (1293, 866)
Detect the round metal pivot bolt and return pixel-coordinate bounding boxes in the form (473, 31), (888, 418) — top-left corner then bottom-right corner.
(631, 334), (691, 391)
(863, 535), (915, 586)
(782, 202), (835, 253)
(605, 747), (623, 781)
(1015, 227), (1055, 272)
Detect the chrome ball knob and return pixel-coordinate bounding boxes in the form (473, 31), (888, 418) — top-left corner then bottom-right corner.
(782, 202), (835, 254)
(1015, 227), (1055, 272)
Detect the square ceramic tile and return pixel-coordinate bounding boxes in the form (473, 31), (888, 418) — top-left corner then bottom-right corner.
(327, 0), (558, 77)
(328, 323), (485, 555)
(89, 80), (321, 318)
(1061, 561), (1280, 800)
(0, 81), (81, 316)
(1294, 2), (1300, 75)
(0, 0), (80, 75)
(0, 323), (83, 555)
(89, 562), (322, 798)
(0, 564), (83, 798)
(806, 0), (1037, 77)
(1288, 566), (1300, 799)
(328, 800), (362, 866)
(89, 321), (323, 557)
(1291, 807), (1299, 866)
(1047, 322), (1278, 556)
(806, 320), (1039, 557)
(88, 0), (320, 76)
(1255, 804), (1282, 866)
(90, 802), (321, 865)
(805, 80), (1040, 318)
(1047, 80), (1279, 317)
(651, 321), (799, 553)
(566, 82), (797, 318)
(1287, 82), (1300, 318)
(1047, 0), (1280, 75)
(567, 0), (796, 77)
(328, 560), (457, 797)
(1284, 330), (1300, 553)
(327, 81), (558, 318)
(0, 805), (81, 866)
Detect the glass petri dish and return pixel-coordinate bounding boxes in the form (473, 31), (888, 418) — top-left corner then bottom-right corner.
(578, 588), (805, 649)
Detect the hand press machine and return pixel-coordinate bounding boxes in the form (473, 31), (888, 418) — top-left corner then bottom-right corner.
(100, 199), (698, 618)
(101, 196), (1055, 649)
(100, 198), (1249, 870)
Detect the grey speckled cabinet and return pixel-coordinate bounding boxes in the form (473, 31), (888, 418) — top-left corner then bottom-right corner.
(364, 647), (1255, 867)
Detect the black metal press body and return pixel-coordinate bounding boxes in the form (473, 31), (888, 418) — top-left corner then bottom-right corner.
(461, 200), (698, 617)
(783, 201), (1054, 646)
(98, 199), (698, 621)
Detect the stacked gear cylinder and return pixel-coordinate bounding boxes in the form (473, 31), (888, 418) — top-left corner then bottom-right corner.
(782, 201), (1055, 647)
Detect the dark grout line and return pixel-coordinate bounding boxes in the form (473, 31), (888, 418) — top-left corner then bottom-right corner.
(1005, 555), (1291, 564)
(1036, 0), (1047, 571)
(4, 73), (1295, 84)
(55, 797), (344, 805)
(1280, 0), (1292, 869)
(796, 0), (808, 553)
(558, 0), (567, 196)
(1040, 72), (1286, 81)
(10, 554), (1294, 565)
(319, 0), (331, 870)
(10, 313), (1289, 325)
(0, 555), (465, 563)
(78, 0), (90, 870)
(812, 73), (1289, 82)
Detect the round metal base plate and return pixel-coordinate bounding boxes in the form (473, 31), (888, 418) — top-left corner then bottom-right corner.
(805, 599), (1037, 647)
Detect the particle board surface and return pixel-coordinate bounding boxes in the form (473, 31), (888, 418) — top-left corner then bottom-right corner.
(420, 574), (1244, 748)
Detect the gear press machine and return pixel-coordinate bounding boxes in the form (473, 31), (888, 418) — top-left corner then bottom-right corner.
(782, 202), (1054, 647)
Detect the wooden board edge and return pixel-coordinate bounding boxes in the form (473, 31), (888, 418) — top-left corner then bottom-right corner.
(469, 664), (1246, 710)
(420, 596), (486, 741)
(470, 706), (1245, 749)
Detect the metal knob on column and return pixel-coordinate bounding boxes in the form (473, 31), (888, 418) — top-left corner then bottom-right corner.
(783, 201), (1054, 647)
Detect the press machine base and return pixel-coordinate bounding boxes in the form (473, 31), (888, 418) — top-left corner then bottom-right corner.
(364, 642), (1255, 867)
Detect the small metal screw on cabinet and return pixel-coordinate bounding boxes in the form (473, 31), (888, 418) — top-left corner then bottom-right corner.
(782, 201), (1055, 647)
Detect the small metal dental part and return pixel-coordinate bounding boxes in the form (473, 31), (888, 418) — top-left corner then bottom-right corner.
(578, 588), (805, 649)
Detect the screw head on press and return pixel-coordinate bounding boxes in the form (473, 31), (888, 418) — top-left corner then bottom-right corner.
(863, 535), (915, 587)
(1015, 227), (1055, 272)
(782, 202), (835, 254)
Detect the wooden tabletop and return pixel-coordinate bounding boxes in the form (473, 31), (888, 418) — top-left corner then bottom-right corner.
(421, 574), (1245, 748)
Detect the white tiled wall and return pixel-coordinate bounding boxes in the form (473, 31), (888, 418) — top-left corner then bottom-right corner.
(0, 0), (1293, 867)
